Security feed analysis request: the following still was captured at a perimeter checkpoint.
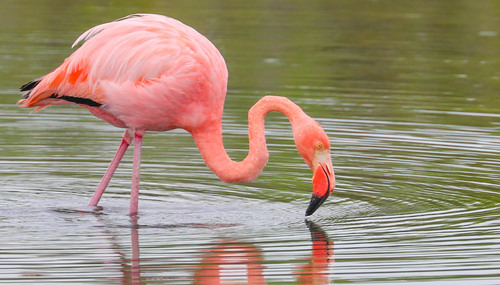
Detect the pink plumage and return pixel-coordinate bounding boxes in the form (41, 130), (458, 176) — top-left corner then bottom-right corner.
(19, 14), (334, 216)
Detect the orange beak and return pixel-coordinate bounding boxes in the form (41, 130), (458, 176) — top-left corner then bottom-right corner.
(306, 153), (335, 216)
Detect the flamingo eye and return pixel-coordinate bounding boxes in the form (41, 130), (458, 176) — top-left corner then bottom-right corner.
(316, 142), (323, 150)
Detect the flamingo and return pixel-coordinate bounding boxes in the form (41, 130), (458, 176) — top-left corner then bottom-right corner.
(18, 14), (334, 216)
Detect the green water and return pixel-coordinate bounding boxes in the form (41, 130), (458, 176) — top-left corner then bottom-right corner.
(1, 0), (499, 283)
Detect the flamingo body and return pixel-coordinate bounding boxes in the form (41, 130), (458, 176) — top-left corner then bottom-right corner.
(21, 14), (227, 133)
(19, 14), (335, 216)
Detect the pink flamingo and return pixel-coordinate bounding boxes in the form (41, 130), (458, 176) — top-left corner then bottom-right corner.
(18, 14), (334, 216)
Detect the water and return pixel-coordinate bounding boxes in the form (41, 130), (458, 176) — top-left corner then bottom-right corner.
(1, 0), (500, 283)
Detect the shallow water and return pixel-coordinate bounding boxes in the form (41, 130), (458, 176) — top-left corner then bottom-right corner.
(1, 0), (500, 284)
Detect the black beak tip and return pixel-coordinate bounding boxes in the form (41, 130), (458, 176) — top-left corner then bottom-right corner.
(305, 208), (316, 217)
(305, 195), (325, 216)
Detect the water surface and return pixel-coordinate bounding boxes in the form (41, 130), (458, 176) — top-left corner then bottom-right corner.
(1, 0), (500, 283)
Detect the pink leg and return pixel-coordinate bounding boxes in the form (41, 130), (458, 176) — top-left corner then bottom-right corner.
(130, 130), (144, 215)
(89, 131), (133, 206)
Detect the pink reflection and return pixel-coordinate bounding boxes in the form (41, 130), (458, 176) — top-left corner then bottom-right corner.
(194, 241), (266, 284)
(108, 218), (333, 283)
(295, 221), (334, 284)
(193, 221), (333, 284)
(130, 215), (141, 285)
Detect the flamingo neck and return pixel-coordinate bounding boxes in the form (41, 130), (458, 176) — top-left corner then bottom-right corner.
(190, 96), (306, 183)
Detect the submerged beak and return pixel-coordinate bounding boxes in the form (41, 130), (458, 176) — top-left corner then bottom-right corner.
(306, 153), (335, 216)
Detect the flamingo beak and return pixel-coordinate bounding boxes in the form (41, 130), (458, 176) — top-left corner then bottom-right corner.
(306, 153), (335, 216)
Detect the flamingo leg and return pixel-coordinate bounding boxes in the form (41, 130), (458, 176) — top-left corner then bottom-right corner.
(130, 130), (144, 215)
(89, 130), (133, 207)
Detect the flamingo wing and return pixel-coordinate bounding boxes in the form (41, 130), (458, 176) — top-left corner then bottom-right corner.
(18, 14), (225, 116)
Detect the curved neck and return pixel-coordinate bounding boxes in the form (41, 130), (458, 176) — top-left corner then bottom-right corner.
(190, 96), (306, 183)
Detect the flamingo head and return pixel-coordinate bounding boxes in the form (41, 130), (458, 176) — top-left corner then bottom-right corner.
(293, 116), (335, 216)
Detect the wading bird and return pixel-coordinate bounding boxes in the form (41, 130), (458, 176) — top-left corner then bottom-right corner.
(18, 14), (335, 216)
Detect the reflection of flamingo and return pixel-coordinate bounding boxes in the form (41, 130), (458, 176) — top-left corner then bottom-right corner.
(194, 241), (266, 284)
(18, 14), (334, 215)
(96, 218), (332, 283)
(129, 216), (141, 285)
(193, 221), (333, 283)
(295, 221), (334, 284)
